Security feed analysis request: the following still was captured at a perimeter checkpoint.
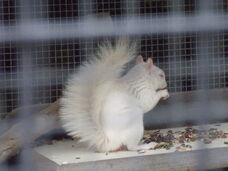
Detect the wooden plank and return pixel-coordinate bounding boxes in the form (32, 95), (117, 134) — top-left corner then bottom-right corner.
(34, 123), (228, 171)
(34, 152), (59, 171)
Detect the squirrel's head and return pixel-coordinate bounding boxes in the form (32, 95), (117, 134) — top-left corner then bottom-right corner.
(135, 55), (167, 91)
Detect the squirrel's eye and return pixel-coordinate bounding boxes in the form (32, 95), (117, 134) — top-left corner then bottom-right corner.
(159, 74), (164, 78)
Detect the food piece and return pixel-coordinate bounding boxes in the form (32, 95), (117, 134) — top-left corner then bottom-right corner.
(137, 149), (146, 154)
(143, 125), (228, 151)
(154, 142), (172, 149)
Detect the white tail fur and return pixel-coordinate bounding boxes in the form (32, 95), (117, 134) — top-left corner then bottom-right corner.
(60, 39), (136, 151)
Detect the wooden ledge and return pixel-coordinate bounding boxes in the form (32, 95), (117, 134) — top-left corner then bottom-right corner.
(34, 123), (228, 171)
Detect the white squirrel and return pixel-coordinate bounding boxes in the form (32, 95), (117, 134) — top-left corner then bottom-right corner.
(60, 39), (169, 152)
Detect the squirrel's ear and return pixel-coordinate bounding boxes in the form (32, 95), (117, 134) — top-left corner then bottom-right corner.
(146, 58), (153, 70)
(136, 55), (144, 64)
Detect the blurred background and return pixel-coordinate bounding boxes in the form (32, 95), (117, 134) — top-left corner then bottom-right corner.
(0, 0), (228, 117)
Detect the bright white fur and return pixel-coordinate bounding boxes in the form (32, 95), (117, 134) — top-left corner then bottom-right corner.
(60, 39), (169, 152)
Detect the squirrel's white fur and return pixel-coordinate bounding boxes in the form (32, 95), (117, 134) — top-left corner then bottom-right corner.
(60, 39), (169, 152)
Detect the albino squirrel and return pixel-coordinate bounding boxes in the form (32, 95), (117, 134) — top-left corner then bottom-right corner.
(60, 39), (169, 152)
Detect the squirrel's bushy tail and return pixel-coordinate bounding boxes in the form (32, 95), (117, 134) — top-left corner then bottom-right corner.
(60, 39), (136, 151)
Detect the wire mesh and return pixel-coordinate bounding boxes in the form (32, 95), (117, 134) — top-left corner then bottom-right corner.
(0, 0), (228, 116)
(0, 0), (228, 169)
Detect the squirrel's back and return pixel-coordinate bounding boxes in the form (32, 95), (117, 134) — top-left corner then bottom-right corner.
(60, 39), (136, 151)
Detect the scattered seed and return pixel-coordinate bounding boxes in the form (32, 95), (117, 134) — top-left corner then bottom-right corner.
(52, 140), (60, 144)
(137, 150), (146, 154)
(176, 146), (181, 150)
(143, 125), (227, 150)
(168, 130), (173, 134)
(209, 128), (217, 131)
(154, 142), (171, 149)
(221, 135), (227, 138)
(181, 147), (187, 151)
(185, 145), (192, 148)
(203, 138), (212, 144)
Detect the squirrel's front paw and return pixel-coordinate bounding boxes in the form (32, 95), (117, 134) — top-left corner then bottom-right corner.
(160, 89), (169, 100)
